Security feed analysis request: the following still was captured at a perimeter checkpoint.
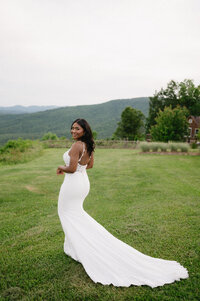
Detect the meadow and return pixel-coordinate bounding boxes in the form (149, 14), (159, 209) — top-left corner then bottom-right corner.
(0, 148), (199, 300)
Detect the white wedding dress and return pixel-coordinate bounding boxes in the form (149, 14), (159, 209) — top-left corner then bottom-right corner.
(58, 147), (189, 287)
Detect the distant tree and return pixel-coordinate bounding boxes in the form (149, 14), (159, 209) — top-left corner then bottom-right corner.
(41, 132), (58, 140)
(92, 131), (98, 140)
(113, 107), (145, 140)
(146, 79), (200, 132)
(150, 106), (189, 142)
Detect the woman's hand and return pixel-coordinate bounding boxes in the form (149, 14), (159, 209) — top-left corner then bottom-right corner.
(56, 167), (64, 175)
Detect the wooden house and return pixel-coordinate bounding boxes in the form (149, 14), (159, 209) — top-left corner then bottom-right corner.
(188, 116), (200, 141)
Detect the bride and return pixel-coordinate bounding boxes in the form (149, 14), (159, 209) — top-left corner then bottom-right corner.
(57, 118), (188, 287)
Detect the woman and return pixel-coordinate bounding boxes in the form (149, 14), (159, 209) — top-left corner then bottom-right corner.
(57, 118), (188, 287)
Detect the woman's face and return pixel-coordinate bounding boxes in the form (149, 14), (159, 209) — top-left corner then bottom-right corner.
(71, 122), (84, 140)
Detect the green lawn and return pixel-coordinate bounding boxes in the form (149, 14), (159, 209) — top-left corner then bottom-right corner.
(0, 149), (199, 301)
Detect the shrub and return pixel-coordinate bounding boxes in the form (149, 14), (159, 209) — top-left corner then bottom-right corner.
(41, 132), (58, 141)
(191, 142), (198, 149)
(159, 143), (168, 152)
(95, 140), (104, 146)
(0, 138), (32, 154)
(139, 142), (190, 153)
(168, 142), (189, 152)
(140, 142), (150, 152)
(0, 139), (43, 164)
(150, 143), (159, 152)
(169, 143), (178, 152)
(179, 143), (189, 152)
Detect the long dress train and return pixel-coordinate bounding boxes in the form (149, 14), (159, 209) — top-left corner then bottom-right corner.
(58, 149), (189, 287)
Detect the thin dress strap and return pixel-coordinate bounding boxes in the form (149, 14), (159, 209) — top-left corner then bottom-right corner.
(78, 142), (85, 162)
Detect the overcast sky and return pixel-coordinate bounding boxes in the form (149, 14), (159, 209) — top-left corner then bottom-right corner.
(0, 0), (200, 107)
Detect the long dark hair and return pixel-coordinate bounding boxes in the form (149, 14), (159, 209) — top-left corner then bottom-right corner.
(71, 119), (95, 155)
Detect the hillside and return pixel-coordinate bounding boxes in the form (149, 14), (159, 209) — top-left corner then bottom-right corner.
(0, 97), (149, 145)
(0, 105), (59, 114)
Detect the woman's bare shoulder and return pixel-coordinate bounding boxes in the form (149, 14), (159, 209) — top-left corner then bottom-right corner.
(70, 141), (83, 151)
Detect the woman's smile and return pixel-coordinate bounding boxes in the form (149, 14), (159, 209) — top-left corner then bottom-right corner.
(71, 122), (84, 140)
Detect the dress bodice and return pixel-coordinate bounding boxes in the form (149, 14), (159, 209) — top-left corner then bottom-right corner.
(63, 148), (87, 173)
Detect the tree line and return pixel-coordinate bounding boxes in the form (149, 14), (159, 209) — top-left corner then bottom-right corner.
(114, 79), (200, 142)
(7, 79), (198, 144)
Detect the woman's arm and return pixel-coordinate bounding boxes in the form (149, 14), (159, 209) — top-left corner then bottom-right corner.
(57, 142), (81, 174)
(86, 152), (94, 169)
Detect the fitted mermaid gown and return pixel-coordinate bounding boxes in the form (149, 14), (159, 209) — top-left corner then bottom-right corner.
(58, 148), (189, 287)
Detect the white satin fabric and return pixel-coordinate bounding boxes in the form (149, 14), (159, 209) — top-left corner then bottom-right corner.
(58, 149), (189, 287)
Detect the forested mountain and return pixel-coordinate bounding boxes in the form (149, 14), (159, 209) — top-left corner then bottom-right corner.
(0, 97), (149, 145)
(0, 105), (59, 114)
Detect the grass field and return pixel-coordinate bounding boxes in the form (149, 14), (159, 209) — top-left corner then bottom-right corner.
(0, 149), (199, 301)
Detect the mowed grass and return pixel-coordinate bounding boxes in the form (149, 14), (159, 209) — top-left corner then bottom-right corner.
(0, 149), (199, 301)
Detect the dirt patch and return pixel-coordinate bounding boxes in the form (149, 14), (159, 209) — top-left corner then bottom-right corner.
(2, 287), (25, 300)
(24, 225), (44, 237)
(25, 185), (40, 192)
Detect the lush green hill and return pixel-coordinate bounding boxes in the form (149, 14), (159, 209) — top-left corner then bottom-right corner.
(0, 97), (149, 145)
(0, 105), (59, 114)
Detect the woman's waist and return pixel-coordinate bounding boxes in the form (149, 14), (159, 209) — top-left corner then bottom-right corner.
(63, 169), (87, 180)
(64, 163), (87, 173)
(76, 165), (87, 172)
